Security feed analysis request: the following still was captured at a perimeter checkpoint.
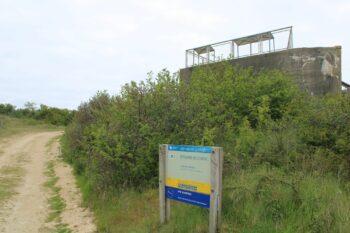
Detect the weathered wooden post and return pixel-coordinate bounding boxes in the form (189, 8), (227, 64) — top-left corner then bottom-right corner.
(159, 144), (170, 224)
(209, 147), (223, 233)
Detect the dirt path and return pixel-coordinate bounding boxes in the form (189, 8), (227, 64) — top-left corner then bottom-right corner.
(0, 132), (96, 233)
(50, 139), (96, 233)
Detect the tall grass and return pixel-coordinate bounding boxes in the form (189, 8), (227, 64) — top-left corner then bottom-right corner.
(75, 172), (209, 233)
(0, 114), (60, 138)
(75, 175), (159, 233)
(222, 167), (350, 233)
(72, 165), (350, 232)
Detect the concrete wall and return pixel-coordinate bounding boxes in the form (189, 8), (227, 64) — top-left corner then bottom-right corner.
(180, 46), (342, 95)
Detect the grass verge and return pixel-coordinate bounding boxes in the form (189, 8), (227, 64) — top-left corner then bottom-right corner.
(73, 166), (350, 233)
(76, 175), (159, 233)
(44, 137), (72, 233)
(75, 174), (211, 233)
(44, 160), (72, 233)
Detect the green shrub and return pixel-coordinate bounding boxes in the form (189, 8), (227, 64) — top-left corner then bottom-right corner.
(0, 102), (74, 126)
(61, 63), (350, 232)
(62, 64), (302, 193)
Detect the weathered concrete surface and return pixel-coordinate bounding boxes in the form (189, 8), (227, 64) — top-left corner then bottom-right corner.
(180, 46), (342, 95)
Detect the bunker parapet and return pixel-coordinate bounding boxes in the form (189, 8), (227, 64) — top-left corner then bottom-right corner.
(180, 27), (342, 95)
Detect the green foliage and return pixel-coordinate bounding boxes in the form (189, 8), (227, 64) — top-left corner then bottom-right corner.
(0, 103), (15, 115)
(45, 159), (72, 233)
(76, 175), (159, 233)
(298, 94), (350, 178)
(61, 62), (350, 232)
(222, 167), (350, 233)
(62, 64), (300, 192)
(0, 114), (60, 138)
(0, 102), (74, 126)
(34, 104), (74, 125)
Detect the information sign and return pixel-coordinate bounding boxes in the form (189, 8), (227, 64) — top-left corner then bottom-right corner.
(165, 145), (211, 208)
(159, 144), (223, 233)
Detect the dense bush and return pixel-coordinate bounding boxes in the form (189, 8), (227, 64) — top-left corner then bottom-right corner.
(34, 104), (74, 125)
(0, 102), (74, 126)
(0, 103), (15, 115)
(62, 62), (350, 231)
(62, 63), (301, 191)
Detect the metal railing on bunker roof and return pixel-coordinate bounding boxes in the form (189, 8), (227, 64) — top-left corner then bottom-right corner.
(185, 26), (293, 68)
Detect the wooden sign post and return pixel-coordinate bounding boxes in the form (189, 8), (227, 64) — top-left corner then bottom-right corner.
(159, 144), (223, 233)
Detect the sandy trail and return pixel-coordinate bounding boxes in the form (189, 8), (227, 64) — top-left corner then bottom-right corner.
(0, 132), (60, 233)
(0, 132), (96, 233)
(50, 139), (96, 233)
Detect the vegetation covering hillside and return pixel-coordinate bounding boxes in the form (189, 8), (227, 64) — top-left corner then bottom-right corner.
(62, 62), (350, 232)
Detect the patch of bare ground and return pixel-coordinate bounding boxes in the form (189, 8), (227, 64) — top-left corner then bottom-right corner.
(48, 138), (97, 233)
(0, 132), (61, 233)
(0, 131), (96, 233)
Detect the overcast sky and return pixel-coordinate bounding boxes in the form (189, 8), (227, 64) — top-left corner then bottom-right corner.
(1, 0), (349, 109)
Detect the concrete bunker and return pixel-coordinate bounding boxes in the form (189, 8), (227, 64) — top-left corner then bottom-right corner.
(180, 27), (343, 95)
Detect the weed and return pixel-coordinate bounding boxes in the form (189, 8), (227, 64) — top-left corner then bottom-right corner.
(44, 159), (72, 233)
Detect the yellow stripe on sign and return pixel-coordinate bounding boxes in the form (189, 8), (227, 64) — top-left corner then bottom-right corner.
(166, 177), (211, 194)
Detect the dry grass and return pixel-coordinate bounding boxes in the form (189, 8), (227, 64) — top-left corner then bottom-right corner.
(0, 114), (61, 139)
(0, 166), (25, 206)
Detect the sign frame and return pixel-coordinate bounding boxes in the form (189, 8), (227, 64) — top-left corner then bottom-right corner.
(159, 144), (223, 233)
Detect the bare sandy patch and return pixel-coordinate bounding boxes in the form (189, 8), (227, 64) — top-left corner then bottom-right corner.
(0, 132), (61, 233)
(50, 140), (97, 233)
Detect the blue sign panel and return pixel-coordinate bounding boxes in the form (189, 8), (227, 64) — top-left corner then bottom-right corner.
(165, 186), (210, 208)
(168, 145), (212, 153)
